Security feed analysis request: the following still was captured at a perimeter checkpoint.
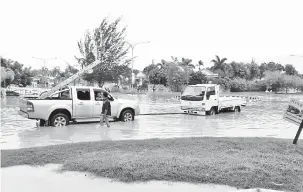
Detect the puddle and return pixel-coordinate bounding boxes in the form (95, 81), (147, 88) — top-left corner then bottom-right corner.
(1, 164), (239, 192)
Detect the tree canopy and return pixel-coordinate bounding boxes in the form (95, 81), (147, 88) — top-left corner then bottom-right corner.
(76, 17), (131, 85)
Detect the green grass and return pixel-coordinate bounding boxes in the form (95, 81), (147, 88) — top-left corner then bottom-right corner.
(1, 137), (303, 191)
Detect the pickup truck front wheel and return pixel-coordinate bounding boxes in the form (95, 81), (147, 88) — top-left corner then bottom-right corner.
(50, 113), (69, 127)
(120, 109), (134, 122)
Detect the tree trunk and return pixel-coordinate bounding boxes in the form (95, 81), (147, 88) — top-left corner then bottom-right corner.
(185, 67), (188, 85)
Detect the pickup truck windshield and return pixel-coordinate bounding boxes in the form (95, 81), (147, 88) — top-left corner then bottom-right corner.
(181, 86), (206, 101)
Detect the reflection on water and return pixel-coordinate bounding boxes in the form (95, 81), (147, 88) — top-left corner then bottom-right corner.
(1, 92), (303, 149)
(1, 164), (238, 192)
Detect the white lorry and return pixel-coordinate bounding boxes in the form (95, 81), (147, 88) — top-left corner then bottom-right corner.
(18, 86), (140, 127)
(180, 84), (244, 115)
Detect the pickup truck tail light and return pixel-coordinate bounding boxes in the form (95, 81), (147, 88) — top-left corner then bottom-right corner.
(27, 101), (34, 112)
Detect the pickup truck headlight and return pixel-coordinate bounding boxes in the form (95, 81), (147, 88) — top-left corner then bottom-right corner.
(27, 101), (34, 112)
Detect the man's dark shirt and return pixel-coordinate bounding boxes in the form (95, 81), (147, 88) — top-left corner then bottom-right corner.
(102, 99), (111, 115)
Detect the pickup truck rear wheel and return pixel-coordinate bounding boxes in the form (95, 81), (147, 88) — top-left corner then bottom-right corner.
(120, 110), (134, 122)
(50, 113), (69, 127)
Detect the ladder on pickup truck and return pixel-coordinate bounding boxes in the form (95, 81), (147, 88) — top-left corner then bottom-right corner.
(39, 60), (101, 99)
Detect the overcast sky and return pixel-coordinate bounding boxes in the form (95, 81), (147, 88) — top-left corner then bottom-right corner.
(1, 0), (303, 72)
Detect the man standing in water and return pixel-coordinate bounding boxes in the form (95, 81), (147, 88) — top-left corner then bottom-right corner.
(100, 92), (111, 127)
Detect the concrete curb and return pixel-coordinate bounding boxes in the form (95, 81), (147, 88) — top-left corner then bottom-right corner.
(232, 189), (286, 192)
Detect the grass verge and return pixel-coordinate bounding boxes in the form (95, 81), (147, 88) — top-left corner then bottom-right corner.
(1, 137), (303, 191)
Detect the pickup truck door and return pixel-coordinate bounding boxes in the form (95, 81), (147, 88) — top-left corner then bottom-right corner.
(74, 88), (93, 118)
(93, 89), (103, 118)
(92, 89), (118, 118)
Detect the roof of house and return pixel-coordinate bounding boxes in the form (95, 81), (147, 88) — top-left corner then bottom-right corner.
(201, 69), (218, 76)
(136, 72), (146, 78)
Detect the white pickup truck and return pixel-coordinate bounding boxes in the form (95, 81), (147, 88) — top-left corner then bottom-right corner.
(18, 86), (140, 127)
(180, 84), (245, 115)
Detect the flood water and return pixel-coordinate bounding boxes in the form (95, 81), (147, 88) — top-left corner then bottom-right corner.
(1, 92), (302, 149)
(1, 164), (239, 192)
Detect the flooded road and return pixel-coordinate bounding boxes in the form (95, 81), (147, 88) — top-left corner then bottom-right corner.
(1, 92), (302, 149)
(1, 164), (239, 192)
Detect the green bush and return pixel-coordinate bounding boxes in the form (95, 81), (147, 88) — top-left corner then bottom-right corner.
(210, 77), (231, 91)
(188, 71), (207, 85)
(230, 78), (248, 92)
(139, 80), (149, 91)
(229, 78), (268, 92)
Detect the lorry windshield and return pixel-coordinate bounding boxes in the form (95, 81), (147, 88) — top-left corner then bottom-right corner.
(181, 86), (206, 101)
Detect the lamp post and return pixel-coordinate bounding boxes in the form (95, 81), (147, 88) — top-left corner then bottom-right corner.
(32, 57), (57, 88)
(290, 54), (303, 57)
(126, 41), (150, 89)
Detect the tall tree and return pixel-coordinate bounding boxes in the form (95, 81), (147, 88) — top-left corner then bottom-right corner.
(50, 66), (61, 77)
(284, 64), (298, 75)
(259, 62), (268, 80)
(211, 55), (227, 71)
(179, 57), (195, 85)
(196, 60), (204, 71)
(230, 62), (249, 79)
(76, 17), (130, 85)
(247, 60), (260, 80)
(189, 71), (207, 85)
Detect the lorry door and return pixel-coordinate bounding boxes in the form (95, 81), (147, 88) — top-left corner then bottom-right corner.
(93, 89), (103, 118)
(74, 88), (93, 118)
(206, 86), (219, 107)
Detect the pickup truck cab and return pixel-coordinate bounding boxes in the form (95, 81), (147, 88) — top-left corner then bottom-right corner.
(180, 84), (244, 115)
(19, 86), (140, 127)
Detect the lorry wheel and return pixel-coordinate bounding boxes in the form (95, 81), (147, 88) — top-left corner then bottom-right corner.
(234, 106), (241, 112)
(209, 108), (217, 115)
(120, 110), (134, 122)
(50, 113), (69, 127)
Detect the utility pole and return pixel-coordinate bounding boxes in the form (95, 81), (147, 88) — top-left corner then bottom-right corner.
(126, 41), (150, 89)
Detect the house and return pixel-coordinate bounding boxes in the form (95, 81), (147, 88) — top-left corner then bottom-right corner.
(200, 68), (219, 78)
(31, 75), (55, 88)
(136, 72), (146, 86)
(31, 77), (39, 87)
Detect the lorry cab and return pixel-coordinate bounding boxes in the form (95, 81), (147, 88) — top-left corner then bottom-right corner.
(180, 84), (242, 115)
(180, 84), (219, 115)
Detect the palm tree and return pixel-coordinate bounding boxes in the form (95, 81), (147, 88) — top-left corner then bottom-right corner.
(211, 55), (227, 71)
(196, 60), (204, 71)
(179, 58), (195, 85)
